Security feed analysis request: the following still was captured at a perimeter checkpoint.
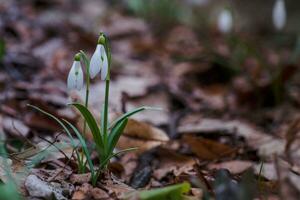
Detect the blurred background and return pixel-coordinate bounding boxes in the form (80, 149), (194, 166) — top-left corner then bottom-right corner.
(1, 0), (300, 199)
(1, 0), (300, 141)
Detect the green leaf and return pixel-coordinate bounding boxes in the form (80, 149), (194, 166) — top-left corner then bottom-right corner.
(139, 182), (190, 200)
(0, 39), (5, 62)
(0, 181), (21, 200)
(94, 147), (138, 183)
(110, 106), (161, 129)
(100, 147), (137, 169)
(63, 119), (95, 178)
(107, 117), (128, 155)
(101, 103), (105, 135)
(27, 105), (77, 148)
(27, 104), (82, 164)
(69, 103), (104, 153)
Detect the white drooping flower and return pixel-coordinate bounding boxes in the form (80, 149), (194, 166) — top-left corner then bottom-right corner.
(67, 59), (84, 90)
(89, 44), (109, 80)
(272, 0), (286, 30)
(218, 9), (233, 34)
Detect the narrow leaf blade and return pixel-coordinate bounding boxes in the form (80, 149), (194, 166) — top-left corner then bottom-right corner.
(107, 117), (128, 155)
(27, 104), (82, 164)
(63, 119), (95, 177)
(69, 103), (103, 152)
(27, 104), (76, 147)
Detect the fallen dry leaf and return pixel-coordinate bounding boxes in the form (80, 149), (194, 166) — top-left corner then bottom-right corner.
(208, 160), (253, 174)
(100, 179), (135, 199)
(126, 91), (170, 125)
(178, 116), (286, 157)
(3, 116), (30, 137)
(183, 135), (236, 160)
(70, 173), (91, 185)
(153, 148), (196, 180)
(117, 118), (169, 153)
(72, 183), (111, 200)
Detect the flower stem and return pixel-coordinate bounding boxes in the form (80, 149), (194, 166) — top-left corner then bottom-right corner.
(102, 79), (110, 156)
(80, 51), (91, 173)
(83, 65), (90, 137)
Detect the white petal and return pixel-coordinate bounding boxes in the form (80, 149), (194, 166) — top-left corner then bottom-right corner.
(273, 0), (286, 30)
(67, 61), (77, 90)
(89, 45), (102, 79)
(67, 61), (84, 90)
(76, 62), (84, 90)
(100, 45), (109, 80)
(218, 9), (233, 34)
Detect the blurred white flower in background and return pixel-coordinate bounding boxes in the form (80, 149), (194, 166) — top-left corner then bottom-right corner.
(272, 0), (286, 30)
(67, 57), (84, 91)
(218, 9), (233, 34)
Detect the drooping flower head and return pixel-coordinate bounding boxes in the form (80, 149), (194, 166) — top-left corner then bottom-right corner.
(89, 34), (109, 80)
(218, 8), (233, 34)
(67, 53), (84, 90)
(272, 0), (286, 30)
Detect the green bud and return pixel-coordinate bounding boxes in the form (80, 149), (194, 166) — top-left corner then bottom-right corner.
(97, 34), (106, 45)
(74, 53), (81, 61)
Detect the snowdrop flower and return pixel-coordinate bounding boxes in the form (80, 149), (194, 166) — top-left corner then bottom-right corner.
(89, 35), (109, 80)
(272, 0), (286, 30)
(67, 53), (84, 90)
(218, 8), (233, 34)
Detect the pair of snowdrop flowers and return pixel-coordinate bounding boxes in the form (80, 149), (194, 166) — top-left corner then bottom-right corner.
(67, 35), (109, 90)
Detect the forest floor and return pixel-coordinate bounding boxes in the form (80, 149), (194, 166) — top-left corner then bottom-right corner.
(1, 0), (300, 199)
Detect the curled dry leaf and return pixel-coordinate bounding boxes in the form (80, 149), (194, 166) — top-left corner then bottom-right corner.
(183, 135), (236, 161)
(117, 118), (169, 153)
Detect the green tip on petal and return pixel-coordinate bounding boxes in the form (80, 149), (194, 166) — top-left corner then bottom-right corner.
(98, 34), (106, 45)
(74, 53), (81, 61)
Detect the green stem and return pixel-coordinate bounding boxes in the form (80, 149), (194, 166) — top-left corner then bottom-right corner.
(83, 65), (90, 137)
(102, 79), (110, 156)
(80, 51), (90, 173)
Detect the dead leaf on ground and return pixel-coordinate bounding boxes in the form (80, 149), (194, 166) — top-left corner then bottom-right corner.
(117, 118), (169, 153)
(183, 135), (236, 160)
(126, 91), (170, 125)
(70, 173), (91, 185)
(153, 147), (196, 180)
(72, 183), (111, 200)
(178, 116), (286, 157)
(24, 112), (62, 132)
(208, 160), (253, 174)
(3, 116), (30, 137)
(100, 179), (135, 199)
